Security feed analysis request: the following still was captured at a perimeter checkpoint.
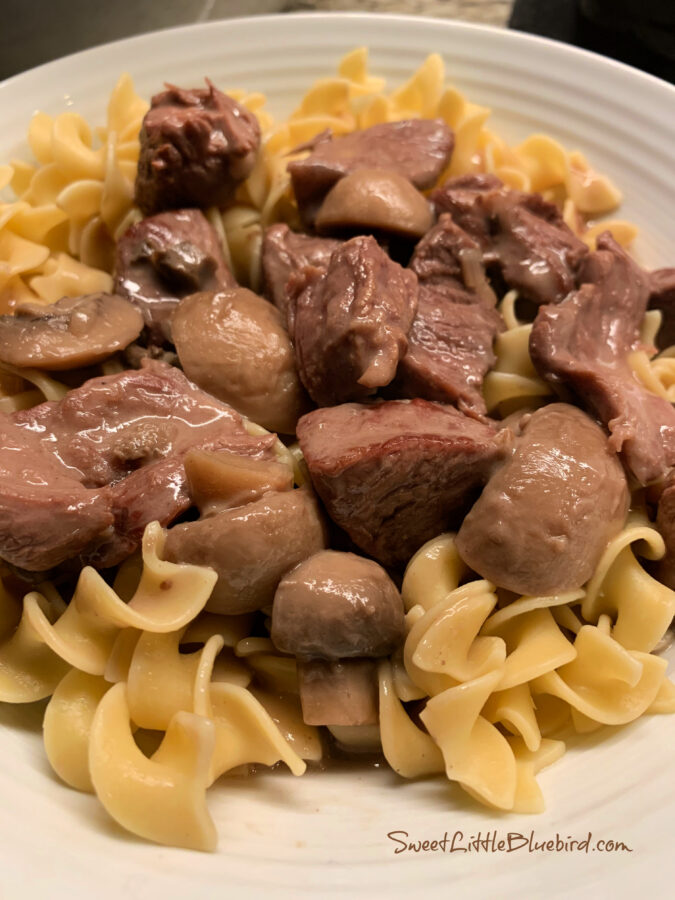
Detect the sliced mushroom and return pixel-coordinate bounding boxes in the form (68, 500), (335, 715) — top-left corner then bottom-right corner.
(271, 550), (405, 727)
(0, 293), (144, 371)
(172, 288), (308, 434)
(184, 448), (293, 516)
(314, 168), (433, 240)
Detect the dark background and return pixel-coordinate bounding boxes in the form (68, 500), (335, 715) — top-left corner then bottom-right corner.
(1, 1), (674, 84)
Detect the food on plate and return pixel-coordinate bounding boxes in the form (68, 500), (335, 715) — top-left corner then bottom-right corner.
(0, 48), (673, 853)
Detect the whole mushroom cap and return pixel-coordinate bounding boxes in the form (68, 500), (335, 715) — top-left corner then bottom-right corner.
(271, 549), (405, 659)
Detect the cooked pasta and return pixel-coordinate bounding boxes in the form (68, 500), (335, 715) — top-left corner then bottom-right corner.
(0, 47), (672, 854)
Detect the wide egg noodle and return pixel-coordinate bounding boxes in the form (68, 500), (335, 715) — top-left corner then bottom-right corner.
(24, 521), (218, 675)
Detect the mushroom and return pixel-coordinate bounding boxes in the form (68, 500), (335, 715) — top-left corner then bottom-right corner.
(271, 550), (405, 726)
(172, 288), (308, 435)
(314, 168), (433, 240)
(163, 479), (327, 615)
(0, 293), (144, 370)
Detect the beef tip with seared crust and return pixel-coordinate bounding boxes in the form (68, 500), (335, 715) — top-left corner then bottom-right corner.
(135, 81), (260, 215)
(297, 399), (510, 568)
(289, 235), (418, 407)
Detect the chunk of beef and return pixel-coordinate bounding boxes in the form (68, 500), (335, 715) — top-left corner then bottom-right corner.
(432, 174), (588, 305)
(529, 233), (675, 484)
(648, 268), (675, 350)
(289, 236), (418, 406)
(135, 81), (260, 215)
(12, 361), (277, 569)
(456, 404), (629, 595)
(114, 208), (235, 343)
(392, 286), (503, 417)
(656, 470), (675, 590)
(409, 213), (490, 304)
(288, 119), (454, 227)
(297, 399), (509, 567)
(261, 224), (341, 317)
(0, 414), (112, 572)
(164, 488), (327, 614)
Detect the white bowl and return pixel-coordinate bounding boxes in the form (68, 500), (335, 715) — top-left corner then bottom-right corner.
(0, 13), (674, 899)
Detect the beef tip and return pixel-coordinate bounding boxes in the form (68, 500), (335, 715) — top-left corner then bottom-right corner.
(297, 399), (509, 567)
(0, 294), (143, 371)
(271, 550), (405, 659)
(297, 659), (379, 727)
(172, 288), (307, 434)
(135, 81), (261, 215)
(288, 119), (454, 227)
(409, 213), (496, 306)
(114, 208), (235, 343)
(12, 360), (277, 568)
(656, 471), (675, 589)
(392, 287), (503, 417)
(529, 232), (675, 484)
(261, 223), (341, 317)
(314, 169), (433, 240)
(0, 413), (113, 572)
(163, 487), (327, 615)
(289, 235), (418, 406)
(456, 404), (629, 596)
(432, 174), (588, 305)
(648, 268), (675, 350)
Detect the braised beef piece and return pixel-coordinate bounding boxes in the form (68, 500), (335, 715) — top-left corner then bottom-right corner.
(289, 235), (418, 407)
(297, 399), (509, 567)
(456, 404), (629, 595)
(409, 213), (490, 305)
(261, 224), (341, 317)
(432, 174), (588, 305)
(392, 286), (503, 417)
(135, 81), (260, 215)
(9, 361), (276, 570)
(288, 119), (454, 227)
(530, 232), (675, 484)
(0, 414), (113, 572)
(648, 268), (675, 350)
(656, 471), (675, 590)
(114, 209), (234, 343)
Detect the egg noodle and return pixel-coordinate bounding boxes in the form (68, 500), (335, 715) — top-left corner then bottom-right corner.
(0, 49), (673, 850)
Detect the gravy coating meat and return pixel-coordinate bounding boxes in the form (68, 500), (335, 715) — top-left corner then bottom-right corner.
(530, 232), (675, 484)
(261, 224), (341, 317)
(0, 294), (143, 371)
(8, 360), (276, 570)
(172, 288), (307, 434)
(289, 235), (418, 406)
(297, 399), (509, 567)
(456, 403), (629, 595)
(648, 267), (675, 350)
(0, 414), (112, 572)
(135, 81), (260, 215)
(114, 208), (235, 343)
(433, 174), (588, 305)
(392, 286), (503, 417)
(288, 119), (454, 227)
